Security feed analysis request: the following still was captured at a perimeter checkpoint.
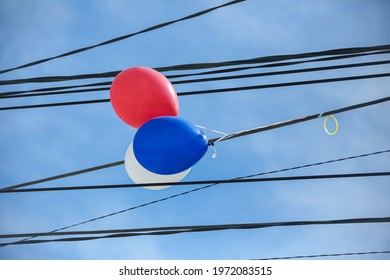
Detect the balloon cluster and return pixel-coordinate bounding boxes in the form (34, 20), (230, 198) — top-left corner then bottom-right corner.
(110, 67), (208, 190)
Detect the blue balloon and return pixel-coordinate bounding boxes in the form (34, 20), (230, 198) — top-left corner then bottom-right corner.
(133, 116), (208, 175)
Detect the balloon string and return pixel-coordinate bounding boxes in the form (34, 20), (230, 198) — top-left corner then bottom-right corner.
(196, 125), (228, 136)
(196, 125), (228, 159)
(211, 143), (218, 159)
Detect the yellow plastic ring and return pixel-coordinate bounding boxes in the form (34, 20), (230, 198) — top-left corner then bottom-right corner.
(323, 114), (339, 136)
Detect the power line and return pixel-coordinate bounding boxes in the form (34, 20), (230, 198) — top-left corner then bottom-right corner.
(2, 59), (390, 99)
(0, 85), (110, 99)
(179, 72), (390, 96)
(1, 73), (389, 111)
(168, 50), (390, 79)
(1, 161), (123, 191)
(159, 45), (390, 72)
(0, 86), (109, 99)
(1, 217), (389, 246)
(0, 98), (109, 111)
(3, 150), (387, 247)
(1, 172), (389, 193)
(0, 0), (246, 75)
(209, 96), (390, 144)
(0, 45), (388, 86)
(2, 217), (389, 239)
(254, 250), (390, 260)
(0, 72), (118, 86)
(2, 148), (388, 192)
(174, 60), (390, 85)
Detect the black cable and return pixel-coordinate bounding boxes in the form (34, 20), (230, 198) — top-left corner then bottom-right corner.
(2, 59), (389, 99)
(0, 161), (124, 191)
(1, 217), (389, 239)
(209, 96), (390, 144)
(167, 49), (390, 79)
(2, 150), (387, 247)
(179, 72), (390, 96)
(0, 98), (110, 111)
(0, 71), (119, 86)
(0, 87), (109, 99)
(3, 148), (387, 192)
(1, 217), (389, 245)
(0, 0), (246, 75)
(2, 217), (390, 239)
(1, 73), (389, 111)
(1, 172), (388, 193)
(254, 250), (390, 260)
(174, 59), (390, 85)
(157, 45), (390, 72)
(0, 46), (388, 86)
(0, 81), (111, 97)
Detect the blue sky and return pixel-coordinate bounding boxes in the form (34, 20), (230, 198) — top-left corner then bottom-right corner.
(0, 0), (389, 259)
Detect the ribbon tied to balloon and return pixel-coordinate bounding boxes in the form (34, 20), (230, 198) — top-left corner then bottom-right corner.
(110, 66), (208, 190)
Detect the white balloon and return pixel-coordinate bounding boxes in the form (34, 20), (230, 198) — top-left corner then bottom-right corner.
(124, 142), (191, 190)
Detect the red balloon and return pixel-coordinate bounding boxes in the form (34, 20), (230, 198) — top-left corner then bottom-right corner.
(110, 66), (179, 128)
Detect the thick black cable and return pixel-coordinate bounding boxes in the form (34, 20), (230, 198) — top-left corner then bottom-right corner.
(2, 150), (387, 247)
(179, 72), (390, 96)
(174, 59), (390, 85)
(0, 0), (246, 75)
(0, 87), (109, 99)
(0, 161), (124, 191)
(1, 217), (389, 239)
(254, 250), (390, 260)
(167, 50), (390, 79)
(209, 96), (390, 144)
(1, 97), (388, 191)
(2, 147), (386, 195)
(1, 73), (389, 111)
(0, 81), (111, 97)
(157, 45), (390, 72)
(1, 172), (388, 193)
(0, 71), (118, 85)
(0, 98), (110, 111)
(0, 46), (388, 86)
(1, 217), (389, 245)
(2, 59), (389, 99)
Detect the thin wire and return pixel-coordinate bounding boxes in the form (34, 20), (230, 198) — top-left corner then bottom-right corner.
(1, 217), (389, 245)
(0, 45), (388, 86)
(2, 59), (389, 99)
(254, 250), (390, 260)
(1, 73), (389, 111)
(1, 172), (389, 193)
(0, 0), (246, 75)
(2, 150), (387, 247)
